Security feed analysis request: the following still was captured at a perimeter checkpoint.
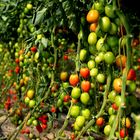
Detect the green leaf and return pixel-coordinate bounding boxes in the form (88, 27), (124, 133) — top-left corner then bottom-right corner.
(34, 8), (47, 25)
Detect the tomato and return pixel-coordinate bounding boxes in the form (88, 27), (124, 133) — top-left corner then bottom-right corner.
(96, 117), (104, 127)
(89, 23), (97, 32)
(60, 71), (68, 81)
(86, 9), (99, 23)
(32, 119), (38, 126)
(122, 117), (131, 128)
(120, 128), (128, 138)
(109, 115), (116, 126)
(70, 133), (76, 140)
(15, 66), (20, 74)
(27, 89), (34, 99)
(90, 68), (98, 77)
(80, 92), (90, 105)
(96, 73), (105, 84)
(93, 1), (104, 13)
(95, 55), (103, 64)
(69, 74), (79, 87)
(51, 106), (56, 113)
(115, 95), (122, 107)
(112, 103), (118, 111)
(80, 67), (90, 79)
(131, 38), (139, 47)
(57, 99), (63, 107)
(70, 105), (80, 118)
(80, 49), (87, 61)
(63, 55), (68, 60)
(108, 90), (117, 103)
(71, 87), (81, 99)
(81, 80), (91, 92)
(126, 80), (136, 93)
(108, 107), (115, 115)
(29, 100), (36, 108)
(75, 116), (85, 128)
(88, 32), (97, 46)
(73, 122), (81, 131)
(63, 94), (71, 102)
(87, 60), (96, 69)
(26, 3), (33, 10)
(30, 46), (37, 53)
(62, 82), (69, 89)
(116, 55), (127, 68)
(109, 22), (118, 35)
(104, 124), (111, 136)
(96, 37), (104, 51)
(105, 5), (116, 18)
(104, 51), (115, 64)
(127, 68), (136, 81)
(99, 16), (111, 32)
(41, 123), (47, 129)
(107, 36), (119, 48)
(81, 109), (91, 120)
(24, 96), (30, 104)
(113, 78), (122, 93)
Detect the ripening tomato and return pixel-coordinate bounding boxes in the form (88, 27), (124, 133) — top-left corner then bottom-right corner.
(113, 78), (122, 93)
(60, 71), (68, 81)
(69, 74), (79, 86)
(63, 94), (71, 102)
(116, 55), (127, 68)
(80, 67), (90, 79)
(112, 103), (118, 111)
(15, 66), (20, 74)
(81, 80), (91, 92)
(51, 106), (56, 113)
(120, 128), (128, 138)
(96, 117), (104, 127)
(27, 89), (35, 99)
(30, 46), (37, 52)
(127, 68), (136, 81)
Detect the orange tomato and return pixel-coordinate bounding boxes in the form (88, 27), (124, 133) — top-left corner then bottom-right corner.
(89, 22), (98, 32)
(113, 78), (122, 93)
(116, 55), (127, 68)
(86, 9), (99, 23)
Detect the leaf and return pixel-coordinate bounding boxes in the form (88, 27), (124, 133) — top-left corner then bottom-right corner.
(41, 37), (48, 47)
(34, 8), (47, 25)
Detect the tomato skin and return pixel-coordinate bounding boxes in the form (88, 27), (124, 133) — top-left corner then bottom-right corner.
(60, 71), (68, 81)
(116, 55), (127, 68)
(69, 74), (79, 87)
(71, 87), (81, 99)
(80, 67), (90, 79)
(127, 68), (136, 81)
(104, 124), (111, 136)
(15, 66), (20, 74)
(30, 46), (37, 52)
(51, 106), (56, 113)
(104, 52), (115, 65)
(112, 103), (118, 111)
(113, 78), (122, 93)
(81, 80), (91, 92)
(120, 128), (128, 138)
(96, 117), (104, 127)
(63, 94), (71, 102)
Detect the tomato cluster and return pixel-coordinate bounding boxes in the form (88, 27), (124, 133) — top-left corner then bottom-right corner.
(0, 0), (140, 140)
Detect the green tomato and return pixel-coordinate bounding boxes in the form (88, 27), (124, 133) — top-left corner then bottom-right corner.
(75, 116), (86, 128)
(87, 60), (96, 69)
(29, 100), (36, 108)
(104, 124), (111, 136)
(71, 87), (81, 99)
(70, 105), (80, 118)
(81, 109), (91, 120)
(104, 51), (115, 64)
(88, 32), (97, 45)
(115, 95), (122, 107)
(105, 5), (116, 18)
(90, 68), (98, 77)
(80, 92), (90, 105)
(96, 73), (105, 83)
(99, 16), (111, 32)
(108, 90), (116, 103)
(80, 49), (87, 61)
(109, 115), (116, 126)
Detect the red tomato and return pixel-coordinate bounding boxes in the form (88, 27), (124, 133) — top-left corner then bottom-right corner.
(112, 103), (118, 111)
(30, 46), (37, 52)
(36, 124), (43, 133)
(15, 58), (20, 64)
(120, 128), (128, 138)
(15, 66), (20, 74)
(63, 94), (71, 102)
(41, 123), (47, 129)
(71, 133), (76, 140)
(69, 74), (79, 86)
(51, 106), (56, 113)
(81, 80), (91, 92)
(63, 55), (68, 60)
(80, 67), (90, 79)
(96, 117), (104, 127)
(127, 68), (136, 81)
